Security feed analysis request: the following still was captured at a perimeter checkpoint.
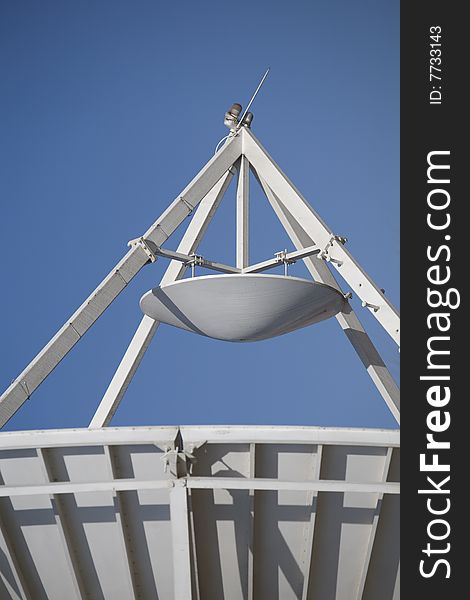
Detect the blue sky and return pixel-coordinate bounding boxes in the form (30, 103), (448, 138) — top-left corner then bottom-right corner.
(0, 0), (399, 431)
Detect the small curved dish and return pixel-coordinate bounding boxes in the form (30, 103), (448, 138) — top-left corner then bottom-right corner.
(140, 274), (344, 342)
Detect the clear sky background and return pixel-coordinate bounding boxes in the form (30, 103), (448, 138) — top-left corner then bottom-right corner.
(0, 0), (399, 431)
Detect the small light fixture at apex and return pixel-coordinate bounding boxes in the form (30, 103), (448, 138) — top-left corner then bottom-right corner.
(240, 111), (253, 128)
(224, 103), (242, 130)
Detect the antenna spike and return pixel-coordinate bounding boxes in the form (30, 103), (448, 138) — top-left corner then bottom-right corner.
(237, 67), (270, 129)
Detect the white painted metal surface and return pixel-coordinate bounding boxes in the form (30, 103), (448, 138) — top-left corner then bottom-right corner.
(0, 134), (242, 427)
(0, 117), (399, 426)
(242, 128), (400, 345)
(0, 107), (400, 599)
(89, 170), (235, 429)
(236, 156), (250, 269)
(255, 174), (401, 423)
(140, 274), (345, 342)
(0, 426), (399, 600)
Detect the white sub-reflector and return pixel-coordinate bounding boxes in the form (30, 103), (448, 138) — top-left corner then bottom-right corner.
(140, 274), (345, 342)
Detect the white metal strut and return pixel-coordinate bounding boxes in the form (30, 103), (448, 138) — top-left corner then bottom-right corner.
(252, 169), (400, 423)
(89, 169), (235, 428)
(0, 124), (400, 429)
(242, 128), (400, 346)
(0, 135), (241, 427)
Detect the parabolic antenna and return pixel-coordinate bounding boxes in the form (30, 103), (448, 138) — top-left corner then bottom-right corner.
(0, 425), (400, 600)
(140, 274), (345, 342)
(0, 99), (400, 599)
(0, 101), (400, 428)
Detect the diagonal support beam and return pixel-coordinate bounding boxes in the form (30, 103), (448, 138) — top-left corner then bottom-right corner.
(243, 127), (400, 346)
(0, 134), (242, 428)
(89, 169), (235, 428)
(0, 510), (31, 600)
(354, 447), (394, 599)
(162, 167), (236, 285)
(89, 315), (159, 428)
(253, 168), (400, 424)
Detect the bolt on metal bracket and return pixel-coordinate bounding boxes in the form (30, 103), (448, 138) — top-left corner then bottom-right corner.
(325, 255), (343, 267)
(187, 254), (205, 266)
(187, 253), (205, 277)
(362, 300), (380, 312)
(180, 196), (194, 215)
(274, 249), (295, 264)
(274, 249), (296, 275)
(317, 235), (346, 265)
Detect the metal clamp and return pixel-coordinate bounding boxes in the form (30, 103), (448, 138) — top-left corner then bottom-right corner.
(325, 255), (343, 267)
(274, 249), (295, 264)
(362, 300), (380, 313)
(274, 249), (296, 275)
(317, 236), (334, 260)
(186, 253), (205, 277)
(128, 237), (158, 262)
(317, 235), (346, 266)
(187, 254), (205, 266)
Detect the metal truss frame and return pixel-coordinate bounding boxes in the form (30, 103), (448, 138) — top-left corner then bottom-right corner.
(0, 126), (400, 428)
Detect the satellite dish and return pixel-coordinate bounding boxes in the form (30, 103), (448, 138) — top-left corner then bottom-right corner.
(140, 274), (345, 342)
(0, 91), (400, 600)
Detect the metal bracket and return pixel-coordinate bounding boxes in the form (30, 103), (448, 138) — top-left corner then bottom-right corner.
(317, 235), (346, 266)
(274, 249), (295, 265)
(187, 254), (205, 267)
(362, 300), (380, 313)
(180, 196), (194, 215)
(317, 236), (334, 260)
(161, 448), (197, 478)
(186, 253), (204, 277)
(274, 249), (296, 275)
(243, 244), (320, 275)
(127, 236), (158, 263)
